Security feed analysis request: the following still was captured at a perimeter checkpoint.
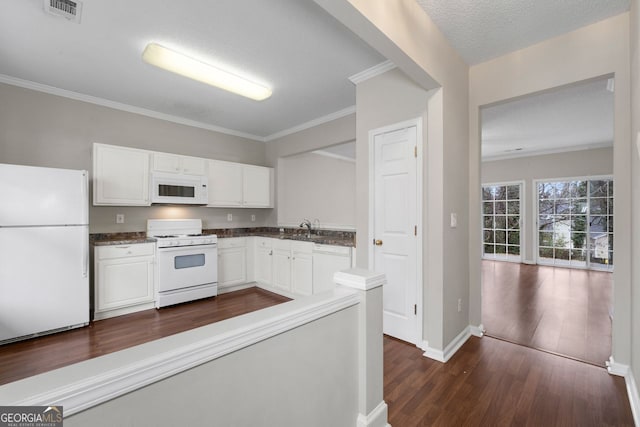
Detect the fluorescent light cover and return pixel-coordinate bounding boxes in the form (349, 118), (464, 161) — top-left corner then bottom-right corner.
(142, 43), (272, 101)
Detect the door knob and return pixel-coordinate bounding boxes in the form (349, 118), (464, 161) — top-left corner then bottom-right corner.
(374, 239), (383, 246)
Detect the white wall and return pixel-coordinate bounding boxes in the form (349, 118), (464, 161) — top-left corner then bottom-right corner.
(265, 113), (356, 228)
(0, 83), (272, 233)
(482, 147), (613, 263)
(629, 0), (640, 405)
(469, 14), (631, 364)
(314, 0), (470, 352)
(278, 151), (355, 229)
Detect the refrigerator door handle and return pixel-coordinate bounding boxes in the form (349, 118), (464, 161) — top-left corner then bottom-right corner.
(82, 231), (89, 278)
(81, 171), (89, 224)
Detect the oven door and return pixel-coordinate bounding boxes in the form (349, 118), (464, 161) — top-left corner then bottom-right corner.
(157, 245), (217, 292)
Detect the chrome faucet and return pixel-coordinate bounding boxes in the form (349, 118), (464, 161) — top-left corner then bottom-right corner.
(299, 218), (312, 238)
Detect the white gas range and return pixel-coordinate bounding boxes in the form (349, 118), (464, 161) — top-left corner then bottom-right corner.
(147, 219), (217, 308)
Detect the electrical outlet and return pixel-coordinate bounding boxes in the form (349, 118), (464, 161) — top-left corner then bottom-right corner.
(227, 213), (233, 222)
(251, 214), (256, 222)
(116, 214), (125, 224)
(457, 298), (462, 313)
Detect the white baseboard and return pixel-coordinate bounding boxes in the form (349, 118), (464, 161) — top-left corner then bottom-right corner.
(606, 356), (629, 377)
(625, 369), (640, 427)
(606, 357), (639, 426)
(356, 401), (390, 427)
(470, 324), (485, 337)
(217, 282), (254, 295)
(523, 259), (536, 265)
(423, 325), (474, 363)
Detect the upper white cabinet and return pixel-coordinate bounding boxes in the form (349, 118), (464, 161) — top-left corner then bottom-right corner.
(93, 143), (151, 206)
(152, 152), (207, 176)
(208, 160), (243, 206)
(93, 143), (270, 207)
(208, 160), (273, 208)
(243, 165), (272, 207)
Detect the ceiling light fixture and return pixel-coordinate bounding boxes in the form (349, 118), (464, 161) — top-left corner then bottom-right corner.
(142, 43), (272, 101)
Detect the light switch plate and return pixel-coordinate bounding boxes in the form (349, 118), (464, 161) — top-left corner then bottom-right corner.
(450, 213), (458, 228)
(116, 214), (124, 224)
(227, 213), (233, 222)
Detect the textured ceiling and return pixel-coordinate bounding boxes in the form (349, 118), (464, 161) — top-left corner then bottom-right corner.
(0, 0), (384, 140)
(416, 0), (630, 65)
(481, 77), (614, 160)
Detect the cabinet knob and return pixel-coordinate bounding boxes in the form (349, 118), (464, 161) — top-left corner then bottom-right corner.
(374, 239), (383, 246)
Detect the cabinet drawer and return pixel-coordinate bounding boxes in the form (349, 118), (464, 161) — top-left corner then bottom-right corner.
(218, 237), (247, 249)
(290, 241), (312, 253)
(255, 237), (273, 248)
(97, 243), (155, 260)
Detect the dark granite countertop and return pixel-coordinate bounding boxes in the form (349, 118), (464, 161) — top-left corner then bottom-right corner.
(90, 232), (156, 246)
(204, 227), (355, 247)
(90, 227), (356, 247)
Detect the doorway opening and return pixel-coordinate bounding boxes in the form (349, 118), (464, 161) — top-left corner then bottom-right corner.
(480, 77), (614, 366)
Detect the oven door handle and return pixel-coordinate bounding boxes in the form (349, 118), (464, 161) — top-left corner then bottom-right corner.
(158, 245), (216, 254)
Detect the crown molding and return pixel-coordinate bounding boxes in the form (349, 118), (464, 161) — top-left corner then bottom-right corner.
(264, 105), (356, 142)
(311, 149), (355, 163)
(0, 74), (265, 142)
(482, 141), (613, 162)
(348, 60), (396, 84)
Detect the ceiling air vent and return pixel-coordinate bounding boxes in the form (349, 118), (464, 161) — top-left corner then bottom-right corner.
(43, 0), (83, 23)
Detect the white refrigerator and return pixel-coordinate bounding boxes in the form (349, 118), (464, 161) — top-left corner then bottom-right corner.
(0, 163), (89, 344)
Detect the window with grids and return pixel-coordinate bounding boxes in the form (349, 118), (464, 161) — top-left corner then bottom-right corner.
(482, 183), (521, 261)
(537, 178), (613, 270)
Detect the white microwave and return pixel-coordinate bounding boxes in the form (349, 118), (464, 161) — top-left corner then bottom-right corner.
(151, 172), (208, 205)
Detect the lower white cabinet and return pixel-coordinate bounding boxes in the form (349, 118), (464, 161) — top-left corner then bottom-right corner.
(217, 237), (248, 292)
(254, 237), (273, 285)
(94, 243), (155, 320)
(291, 242), (313, 296)
(267, 239), (313, 295)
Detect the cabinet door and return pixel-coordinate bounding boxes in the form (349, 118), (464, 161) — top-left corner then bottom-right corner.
(96, 257), (154, 311)
(93, 144), (150, 206)
(218, 247), (247, 287)
(292, 251), (313, 296)
(243, 165), (272, 207)
(181, 156), (208, 176)
(272, 248), (291, 292)
(255, 245), (273, 285)
(152, 152), (181, 174)
(208, 160), (243, 207)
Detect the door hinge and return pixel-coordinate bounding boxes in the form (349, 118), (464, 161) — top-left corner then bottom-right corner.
(414, 146), (417, 158)
(414, 225), (417, 236)
(414, 304), (417, 315)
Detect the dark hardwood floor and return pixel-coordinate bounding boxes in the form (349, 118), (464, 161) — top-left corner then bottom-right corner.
(482, 260), (612, 366)
(384, 335), (634, 426)
(2, 283), (633, 425)
(0, 287), (290, 386)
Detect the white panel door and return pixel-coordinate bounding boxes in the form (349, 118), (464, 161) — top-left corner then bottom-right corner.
(373, 126), (418, 344)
